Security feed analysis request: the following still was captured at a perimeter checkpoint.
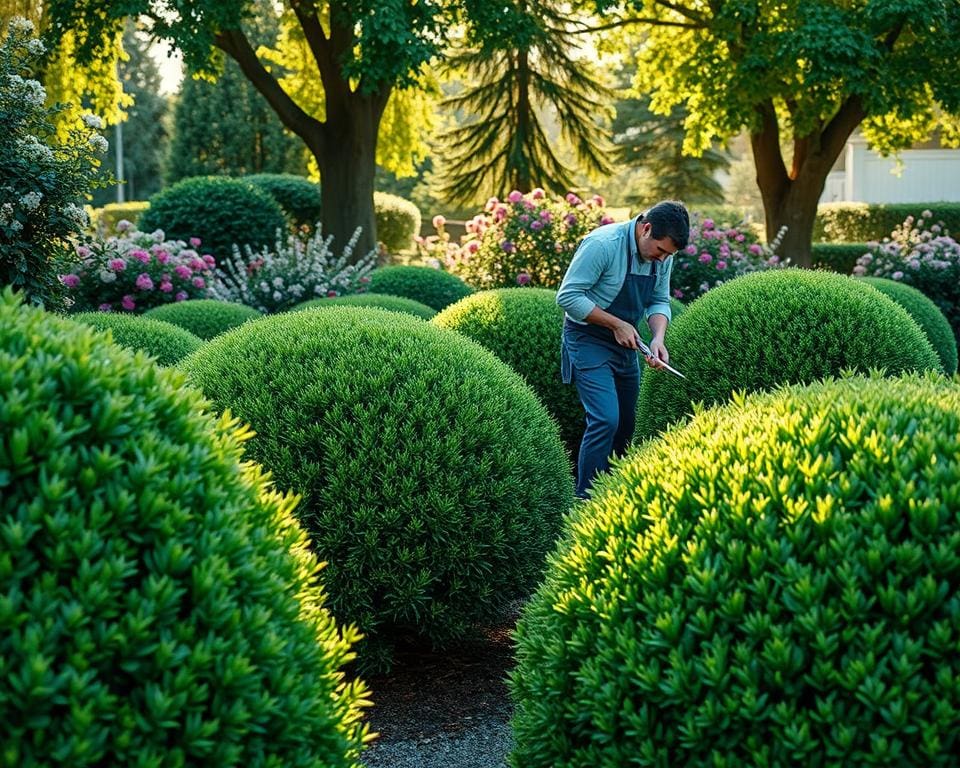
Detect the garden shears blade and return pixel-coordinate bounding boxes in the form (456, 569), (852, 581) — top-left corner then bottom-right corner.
(636, 337), (687, 379)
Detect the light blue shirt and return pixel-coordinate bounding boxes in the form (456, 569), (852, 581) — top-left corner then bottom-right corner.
(556, 217), (673, 325)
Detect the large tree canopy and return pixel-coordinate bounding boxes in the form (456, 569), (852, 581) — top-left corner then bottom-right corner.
(598, 0), (960, 265)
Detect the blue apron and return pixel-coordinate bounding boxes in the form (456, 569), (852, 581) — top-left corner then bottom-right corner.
(561, 218), (660, 383)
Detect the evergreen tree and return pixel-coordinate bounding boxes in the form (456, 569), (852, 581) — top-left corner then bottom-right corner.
(91, 23), (169, 205)
(164, 1), (307, 183)
(433, 0), (614, 206)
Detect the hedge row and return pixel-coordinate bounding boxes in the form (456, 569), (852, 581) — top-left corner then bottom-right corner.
(814, 202), (960, 243)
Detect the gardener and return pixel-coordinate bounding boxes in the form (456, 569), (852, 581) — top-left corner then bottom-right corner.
(557, 200), (689, 498)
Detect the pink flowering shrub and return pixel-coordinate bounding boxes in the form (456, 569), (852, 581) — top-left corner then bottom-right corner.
(58, 223), (216, 313)
(427, 189), (611, 289)
(670, 216), (786, 302)
(854, 212), (960, 336)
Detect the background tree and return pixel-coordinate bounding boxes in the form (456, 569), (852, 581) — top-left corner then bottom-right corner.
(432, 0), (614, 206)
(91, 22), (169, 205)
(594, 0), (960, 266)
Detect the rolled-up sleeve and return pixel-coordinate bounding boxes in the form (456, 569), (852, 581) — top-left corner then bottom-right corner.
(644, 255), (674, 322)
(556, 237), (610, 321)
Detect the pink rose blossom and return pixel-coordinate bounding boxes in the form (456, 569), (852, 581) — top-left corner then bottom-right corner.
(507, 190), (523, 203)
(61, 274), (80, 288)
(672, 289), (684, 299)
(540, 210), (552, 221)
(685, 244), (697, 255)
(156, 251), (170, 264)
(495, 206), (508, 222)
(190, 237), (202, 247)
(432, 214), (446, 229)
(716, 260), (727, 270)
(75, 245), (91, 258)
(565, 193), (582, 205)
(501, 240), (516, 253)
(698, 252), (713, 263)
(516, 272), (531, 285)
(531, 188), (545, 200)
(748, 244), (763, 256)
(159, 280), (173, 293)
(592, 195), (606, 206)
(702, 218), (715, 229)
(192, 277), (205, 288)
(174, 265), (192, 279)
(202, 254), (215, 267)
(130, 249), (151, 264)
(467, 241), (480, 253)
(121, 295), (136, 311)
(135, 273), (154, 290)
(519, 214), (530, 223)
(109, 258), (127, 271)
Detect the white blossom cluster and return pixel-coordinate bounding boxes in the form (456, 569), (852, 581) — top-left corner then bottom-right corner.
(210, 226), (377, 313)
(6, 74), (46, 108)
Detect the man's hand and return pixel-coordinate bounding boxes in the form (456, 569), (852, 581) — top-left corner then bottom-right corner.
(613, 320), (643, 349)
(645, 337), (670, 370)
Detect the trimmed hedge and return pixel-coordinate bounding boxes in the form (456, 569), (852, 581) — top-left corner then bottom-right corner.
(245, 173), (323, 230)
(635, 269), (941, 439)
(293, 292), (437, 320)
(859, 276), (958, 374)
(88, 201), (150, 235)
(0, 288), (369, 766)
(140, 176), (286, 259)
(144, 299), (264, 340)
(368, 265), (474, 311)
(811, 242), (868, 274)
(432, 288), (582, 451)
(639, 297), (686, 343)
(512, 372), (960, 766)
(181, 307), (573, 670)
(374, 192), (421, 253)
(72, 311), (203, 366)
(814, 202), (960, 243)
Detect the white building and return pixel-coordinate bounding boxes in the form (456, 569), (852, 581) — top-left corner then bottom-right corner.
(821, 133), (960, 204)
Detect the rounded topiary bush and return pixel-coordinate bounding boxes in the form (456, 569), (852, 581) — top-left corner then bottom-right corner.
(0, 288), (368, 766)
(639, 296), (686, 344)
(140, 176), (286, 259)
(245, 173), (323, 230)
(635, 269), (940, 439)
(144, 299), (263, 340)
(512, 373), (960, 767)
(181, 307), (573, 670)
(72, 311), (203, 366)
(858, 276), (958, 374)
(432, 288), (582, 450)
(293, 293), (437, 320)
(374, 192), (421, 253)
(368, 265), (473, 311)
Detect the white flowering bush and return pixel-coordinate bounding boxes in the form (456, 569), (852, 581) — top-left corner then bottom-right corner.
(854, 211), (960, 337)
(210, 226), (376, 313)
(58, 224), (217, 313)
(0, 17), (109, 306)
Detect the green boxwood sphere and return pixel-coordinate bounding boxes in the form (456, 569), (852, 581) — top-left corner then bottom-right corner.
(140, 176), (286, 259)
(432, 287), (582, 451)
(373, 192), (421, 253)
(72, 311), (203, 366)
(636, 269), (941, 439)
(181, 307), (573, 670)
(293, 293), (437, 320)
(859, 276), (958, 374)
(368, 265), (474, 311)
(512, 373), (960, 766)
(245, 173), (322, 230)
(144, 299), (263, 340)
(0, 288), (368, 766)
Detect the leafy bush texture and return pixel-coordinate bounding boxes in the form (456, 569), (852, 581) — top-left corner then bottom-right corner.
(293, 292), (436, 320)
(374, 191), (421, 253)
(367, 265), (473, 311)
(144, 298), (263, 340)
(181, 307), (573, 670)
(0, 288), (368, 766)
(139, 176), (286, 259)
(811, 242), (868, 274)
(71, 311), (203, 366)
(635, 269), (940, 439)
(245, 173), (323, 230)
(859, 276), (958, 375)
(89, 201), (150, 235)
(58, 225), (216, 313)
(432, 287), (582, 451)
(0, 18), (107, 306)
(512, 373), (960, 767)
(815, 201), (960, 243)
(211, 226), (376, 313)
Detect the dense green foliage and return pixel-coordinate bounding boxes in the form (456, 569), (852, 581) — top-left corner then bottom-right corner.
(139, 176), (286, 260)
(859, 277), (958, 375)
(639, 297), (686, 344)
(433, 288), (582, 451)
(0, 288), (369, 766)
(368, 265), (473, 311)
(71, 311), (203, 366)
(144, 299), (263, 340)
(374, 192), (421, 253)
(815, 203), (960, 243)
(811, 242), (868, 274)
(181, 307), (573, 670)
(293, 293), (436, 320)
(512, 372), (960, 767)
(635, 269), (941, 439)
(246, 173), (322, 230)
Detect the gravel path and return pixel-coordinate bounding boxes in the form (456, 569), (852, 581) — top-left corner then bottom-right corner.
(363, 720), (511, 768)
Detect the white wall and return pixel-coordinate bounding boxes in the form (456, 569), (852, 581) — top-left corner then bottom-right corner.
(839, 135), (960, 203)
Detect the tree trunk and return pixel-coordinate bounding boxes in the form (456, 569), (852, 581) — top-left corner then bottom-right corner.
(761, 181), (823, 268)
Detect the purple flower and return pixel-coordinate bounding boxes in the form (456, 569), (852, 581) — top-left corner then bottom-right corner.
(174, 265), (192, 279)
(540, 210), (553, 222)
(130, 249), (151, 264)
(530, 219), (543, 231)
(891, 271), (904, 280)
(564, 213), (577, 226)
(98, 303), (112, 312)
(908, 259), (921, 270)
(672, 288), (684, 299)
(175, 291), (188, 301)
(159, 280), (173, 293)
(495, 206), (508, 222)
(566, 193), (582, 206)
(156, 251), (170, 264)
(508, 190), (523, 203)
(75, 245), (91, 258)
(60, 274), (80, 287)
(501, 240), (516, 253)
(202, 254), (215, 267)
(192, 276), (205, 288)
(190, 237), (202, 247)
(121, 295), (136, 311)
(519, 214), (530, 223)
(135, 273), (154, 291)
(702, 218), (715, 229)
(516, 272), (531, 285)
(109, 258), (127, 271)
(748, 244), (763, 256)
(698, 252), (713, 264)
(685, 244), (697, 255)
(716, 260), (727, 271)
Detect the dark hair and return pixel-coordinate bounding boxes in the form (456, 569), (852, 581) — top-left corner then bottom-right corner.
(642, 200), (690, 251)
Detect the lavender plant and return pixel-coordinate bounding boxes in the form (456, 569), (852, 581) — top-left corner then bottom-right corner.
(210, 226), (376, 313)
